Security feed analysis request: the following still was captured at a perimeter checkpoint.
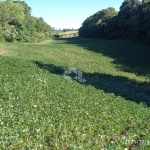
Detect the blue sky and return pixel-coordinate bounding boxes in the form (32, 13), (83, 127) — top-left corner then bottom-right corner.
(24, 0), (125, 29)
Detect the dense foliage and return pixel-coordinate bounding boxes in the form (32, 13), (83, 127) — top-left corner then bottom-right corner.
(0, 0), (51, 42)
(79, 0), (150, 44)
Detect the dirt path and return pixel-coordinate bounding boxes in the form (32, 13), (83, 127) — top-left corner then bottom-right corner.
(0, 50), (8, 56)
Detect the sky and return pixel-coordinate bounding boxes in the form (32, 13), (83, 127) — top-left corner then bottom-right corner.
(23, 0), (125, 30)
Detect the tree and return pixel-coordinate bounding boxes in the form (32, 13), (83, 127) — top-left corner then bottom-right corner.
(14, 1), (31, 16)
(0, 0), (52, 43)
(79, 0), (150, 44)
(142, 0), (150, 3)
(0, 0), (25, 26)
(79, 7), (117, 38)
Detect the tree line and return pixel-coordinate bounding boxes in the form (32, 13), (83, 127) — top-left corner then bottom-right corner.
(79, 0), (150, 44)
(0, 0), (51, 43)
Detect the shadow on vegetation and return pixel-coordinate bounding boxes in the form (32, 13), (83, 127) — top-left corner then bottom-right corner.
(56, 38), (150, 77)
(34, 61), (66, 75)
(84, 72), (150, 107)
(34, 61), (150, 107)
